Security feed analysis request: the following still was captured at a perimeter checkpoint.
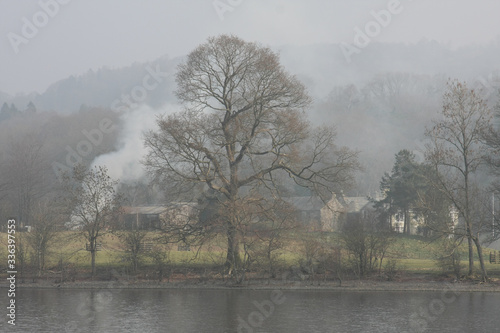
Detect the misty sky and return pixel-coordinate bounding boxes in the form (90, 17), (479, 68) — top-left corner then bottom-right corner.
(1, 0), (499, 95)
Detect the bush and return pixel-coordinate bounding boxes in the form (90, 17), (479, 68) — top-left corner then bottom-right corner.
(384, 259), (399, 281)
(435, 239), (464, 278)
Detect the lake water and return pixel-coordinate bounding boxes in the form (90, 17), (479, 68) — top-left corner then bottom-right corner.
(3, 287), (499, 332)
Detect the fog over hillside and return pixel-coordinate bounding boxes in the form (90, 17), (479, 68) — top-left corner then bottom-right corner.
(1, 0), (500, 200)
(0, 55), (181, 114)
(1, 40), (499, 194)
(2, 40), (499, 113)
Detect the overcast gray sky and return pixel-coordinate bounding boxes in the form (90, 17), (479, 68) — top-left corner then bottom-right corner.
(1, 0), (499, 95)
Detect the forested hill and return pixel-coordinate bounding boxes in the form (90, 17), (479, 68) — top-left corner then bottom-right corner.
(0, 55), (181, 115)
(1, 40), (499, 115)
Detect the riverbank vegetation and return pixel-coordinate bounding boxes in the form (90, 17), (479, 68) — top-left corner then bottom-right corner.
(2, 231), (500, 285)
(1, 35), (500, 287)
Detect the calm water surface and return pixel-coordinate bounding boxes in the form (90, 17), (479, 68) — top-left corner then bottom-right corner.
(3, 287), (499, 332)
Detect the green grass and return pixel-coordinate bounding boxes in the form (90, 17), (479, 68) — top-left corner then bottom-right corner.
(1, 231), (500, 278)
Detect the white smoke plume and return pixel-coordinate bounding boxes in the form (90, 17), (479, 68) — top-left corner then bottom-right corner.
(91, 104), (179, 183)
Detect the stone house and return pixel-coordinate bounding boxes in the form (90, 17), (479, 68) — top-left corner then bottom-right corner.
(284, 195), (345, 232)
(120, 203), (198, 230)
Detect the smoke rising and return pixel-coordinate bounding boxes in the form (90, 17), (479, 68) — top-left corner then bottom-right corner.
(91, 104), (179, 183)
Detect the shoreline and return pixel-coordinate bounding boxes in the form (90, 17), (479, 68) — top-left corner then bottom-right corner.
(2, 278), (500, 292)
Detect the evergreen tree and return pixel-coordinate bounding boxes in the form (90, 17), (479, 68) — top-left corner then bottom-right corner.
(376, 150), (422, 234)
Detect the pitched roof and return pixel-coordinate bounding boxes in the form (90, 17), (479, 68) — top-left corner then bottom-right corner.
(283, 196), (329, 211)
(123, 206), (169, 215)
(123, 203), (196, 215)
(343, 197), (372, 213)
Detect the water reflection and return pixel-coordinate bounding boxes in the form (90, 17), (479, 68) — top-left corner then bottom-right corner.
(5, 288), (499, 332)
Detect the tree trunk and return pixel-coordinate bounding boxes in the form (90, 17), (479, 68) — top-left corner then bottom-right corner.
(91, 250), (96, 278)
(389, 212), (393, 231)
(226, 224), (240, 274)
(38, 249), (45, 277)
(91, 238), (97, 278)
(404, 209), (411, 235)
(473, 237), (488, 282)
(359, 252), (364, 277)
(466, 225), (474, 276)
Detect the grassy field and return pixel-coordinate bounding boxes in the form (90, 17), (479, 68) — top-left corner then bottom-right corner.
(1, 231), (499, 279)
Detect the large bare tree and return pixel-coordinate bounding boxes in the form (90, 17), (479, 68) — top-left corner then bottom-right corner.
(425, 80), (493, 281)
(143, 35), (359, 275)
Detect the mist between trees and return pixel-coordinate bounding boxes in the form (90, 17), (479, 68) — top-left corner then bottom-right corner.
(1, 35), (500, 284)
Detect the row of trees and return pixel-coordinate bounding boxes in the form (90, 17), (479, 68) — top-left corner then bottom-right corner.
(376, 80), (500, 281)
(0, 108), (121, 278)
(142, 35), (500, 282)
(3, 35), (500, 283)
(0, 108), (120, 227)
